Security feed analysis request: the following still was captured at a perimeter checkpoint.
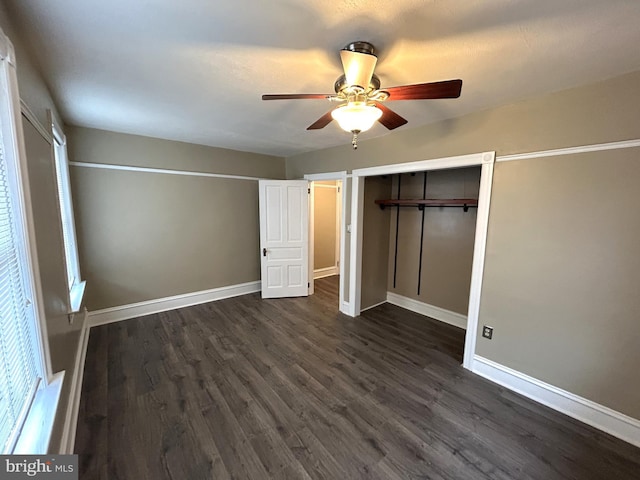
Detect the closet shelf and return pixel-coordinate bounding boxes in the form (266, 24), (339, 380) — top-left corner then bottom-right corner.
(375, 198), (478, 212)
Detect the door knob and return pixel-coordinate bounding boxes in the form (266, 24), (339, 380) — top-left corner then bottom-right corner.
(263, 248), (267, 257)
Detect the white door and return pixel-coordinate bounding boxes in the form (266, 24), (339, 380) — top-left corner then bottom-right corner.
(259, 180), (309, 298)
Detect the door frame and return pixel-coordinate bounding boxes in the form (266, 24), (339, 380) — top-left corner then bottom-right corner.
(349, 152), (495, 369)
(304, 171), (348, 314)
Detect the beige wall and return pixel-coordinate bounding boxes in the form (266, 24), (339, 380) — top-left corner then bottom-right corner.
(67, 126), (285, 177)
(67, 127), (286, 310)
(388, 168), (480, 315)
(479, 148), (640, 419)
(360, 176), (392, 310)
(1, 4), (81, 452)
(286, 70), (640, 421)
(313, 181), (338, 270)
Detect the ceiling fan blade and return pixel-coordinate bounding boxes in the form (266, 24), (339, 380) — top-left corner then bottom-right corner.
(262, 93), (333, 100)
(340, 50), (377, 89)
(306, 110), (335, 130)
(385, 79), (463, 100)
(374, 103), (408, 130)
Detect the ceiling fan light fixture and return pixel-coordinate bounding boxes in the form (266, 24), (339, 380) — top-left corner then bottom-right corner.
(331, 102), (382, 133)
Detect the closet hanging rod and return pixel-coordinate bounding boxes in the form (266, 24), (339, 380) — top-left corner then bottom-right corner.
(375, 198), (478, 212)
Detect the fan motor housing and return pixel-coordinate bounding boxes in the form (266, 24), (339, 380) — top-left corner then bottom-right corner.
(334, 73), (381, 94)
(342, 41), (376, 56)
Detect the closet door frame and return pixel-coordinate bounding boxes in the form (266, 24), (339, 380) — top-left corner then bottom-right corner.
(350, 151), (495, 369)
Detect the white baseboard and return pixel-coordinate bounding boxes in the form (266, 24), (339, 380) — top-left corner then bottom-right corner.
(314, 266), (339, 279)
(88, 281), (261, 327)
(471, 355), (640, 448)
(386, 292), (468, 330)
(59, 309), (90, 454)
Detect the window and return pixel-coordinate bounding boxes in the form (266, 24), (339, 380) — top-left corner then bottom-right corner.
(0, 130), (42, 452)
(0, 31), (47, 452)
(51, 118), (85, 313)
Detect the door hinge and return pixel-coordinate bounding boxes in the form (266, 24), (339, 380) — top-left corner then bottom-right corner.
(337, 187), (340, 193)
(308, 282), (310, 287)
(308, 187), (311, 194)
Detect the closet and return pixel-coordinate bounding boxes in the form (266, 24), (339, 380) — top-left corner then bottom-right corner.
(360, 167), (481, 326)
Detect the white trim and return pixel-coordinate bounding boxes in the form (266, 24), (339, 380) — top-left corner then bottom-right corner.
(349, 174), (365, 318)
(360, 299), (387, 312)
(20, 101), (53, 145)
(308, 180), (315, 295)
(471, 355), (640, 448)
(69, 161), (268, 182)
(88, 281), (261, 327)
(349, 151), (494, 374)
(338, 178), (347, 313)
(386, 292), (467, 330)
(13, 372), (64, 454)
(462, 158), (495, 368)
(59, 310), (89, 454)
(68, 281), (86, 315)
(313, 266), (339, 279)
(50, 111), (86, 315)
(335, 182), (341, 281)
(304, 171), (349, 315)
(304, 171), (348, 182)
(496, 138), (640, 163)
(352, 151), (494, 178)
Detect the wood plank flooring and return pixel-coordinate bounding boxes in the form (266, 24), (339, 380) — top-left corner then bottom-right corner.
(76, 276), (640, 479)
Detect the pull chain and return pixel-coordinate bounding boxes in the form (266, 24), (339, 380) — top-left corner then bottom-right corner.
(351, 131), (359, 150)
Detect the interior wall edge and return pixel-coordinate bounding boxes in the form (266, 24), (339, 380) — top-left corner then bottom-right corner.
(471, 355), (640, 448)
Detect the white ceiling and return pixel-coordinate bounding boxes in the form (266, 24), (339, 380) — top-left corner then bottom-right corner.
(7, 0), (640, 157)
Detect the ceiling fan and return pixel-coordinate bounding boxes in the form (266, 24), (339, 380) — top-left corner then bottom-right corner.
(262, 41), (462, 149)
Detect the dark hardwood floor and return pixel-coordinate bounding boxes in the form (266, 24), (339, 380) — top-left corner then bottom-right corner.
(76, 276), (640, 479)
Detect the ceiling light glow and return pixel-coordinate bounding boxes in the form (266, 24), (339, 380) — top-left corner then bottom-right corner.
(331, 102), (382, 133)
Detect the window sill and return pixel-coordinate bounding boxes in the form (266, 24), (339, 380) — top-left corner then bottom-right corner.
(68, 280), (86, 314)
(13, 371), (65, 454)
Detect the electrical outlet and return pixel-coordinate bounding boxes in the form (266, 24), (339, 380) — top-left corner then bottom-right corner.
(482, 325), (494, 339)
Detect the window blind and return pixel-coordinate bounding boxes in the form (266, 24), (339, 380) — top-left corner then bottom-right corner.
(0, 134), (40, 452)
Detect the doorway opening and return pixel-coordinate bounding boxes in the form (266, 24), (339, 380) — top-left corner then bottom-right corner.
(349, 152), (495, 368)
(358, 167), (481, 364)
(305, 171), (349, 314)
